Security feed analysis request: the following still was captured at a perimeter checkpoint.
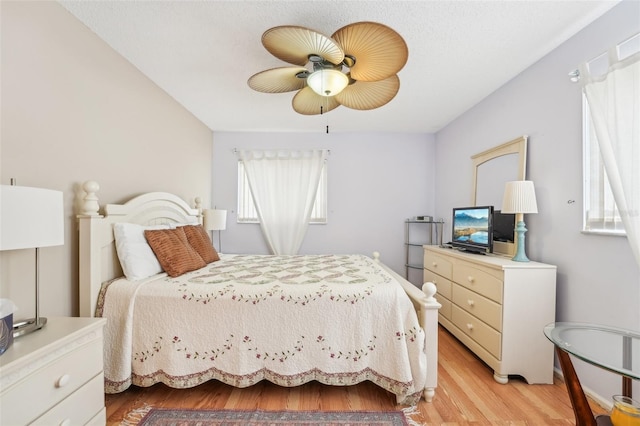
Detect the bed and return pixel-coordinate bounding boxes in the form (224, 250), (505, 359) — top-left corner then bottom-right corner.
(77, 181), (440, 404)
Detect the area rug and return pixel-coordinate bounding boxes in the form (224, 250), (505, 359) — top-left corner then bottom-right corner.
(124, 407), (413, 426)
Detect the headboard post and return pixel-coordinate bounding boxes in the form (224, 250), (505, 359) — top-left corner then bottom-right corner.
(78, 181), (104, 317)
(78, 214), (104, 317)
(80, 180), (101, 216)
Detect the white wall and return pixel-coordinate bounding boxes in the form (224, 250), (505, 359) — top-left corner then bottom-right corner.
(212, 132), (436, 283)
(434, 0), (640, 403)
(0, 1), (212, 317)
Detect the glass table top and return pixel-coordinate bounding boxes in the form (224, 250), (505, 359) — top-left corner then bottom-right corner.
(544, 322), (640, 380)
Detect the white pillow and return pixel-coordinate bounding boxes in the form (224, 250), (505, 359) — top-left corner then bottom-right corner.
(113, 223), (170, 280)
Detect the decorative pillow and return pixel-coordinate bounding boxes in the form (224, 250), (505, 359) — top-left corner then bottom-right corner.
(182, 225), (220, 264)
(113, 223), (170, 280)
(144, 227), (206, 277)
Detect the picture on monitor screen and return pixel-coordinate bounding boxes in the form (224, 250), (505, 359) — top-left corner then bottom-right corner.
(451, 205), (494, 253)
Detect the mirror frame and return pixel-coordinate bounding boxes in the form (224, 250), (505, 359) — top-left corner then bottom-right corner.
(471, 135), (528, 256)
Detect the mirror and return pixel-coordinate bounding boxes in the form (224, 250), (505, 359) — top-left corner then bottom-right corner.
(471, 136), (527, 256)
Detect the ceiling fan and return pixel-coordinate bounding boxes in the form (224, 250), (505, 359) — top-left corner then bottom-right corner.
(247, 22), (408, 115)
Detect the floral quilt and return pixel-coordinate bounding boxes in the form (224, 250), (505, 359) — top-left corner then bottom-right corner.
(97, 254), (427, 404)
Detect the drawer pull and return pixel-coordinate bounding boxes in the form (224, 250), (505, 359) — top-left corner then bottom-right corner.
(432, 262), (437, 267)
(467, 299), (475, 307)
(55, 374), (71, 388)
(466, 323), (474, 331)
(59, 419), (71, 426)
(467, 276), (475, 283)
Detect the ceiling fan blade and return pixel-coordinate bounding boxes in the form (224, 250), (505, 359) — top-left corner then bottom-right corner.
(335, 75), (400, 110)
(332, 22), (408, 82)
(292, 87), (341, 115)
(248, 67), (308, 93)
(262, 26), (344, 66)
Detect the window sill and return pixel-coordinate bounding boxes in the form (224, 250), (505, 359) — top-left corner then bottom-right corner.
(237, 221), (327, 225)
(581, 229), (627, 237)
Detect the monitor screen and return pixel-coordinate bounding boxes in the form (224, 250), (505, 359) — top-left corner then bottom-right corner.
(493, 210), (515, 243)
(451, 205), (494, 254)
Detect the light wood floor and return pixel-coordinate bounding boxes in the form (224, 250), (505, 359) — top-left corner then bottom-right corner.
(105, 326), (607, 425)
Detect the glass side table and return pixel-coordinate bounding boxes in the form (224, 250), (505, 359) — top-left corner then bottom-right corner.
(544, 322), (640, 426)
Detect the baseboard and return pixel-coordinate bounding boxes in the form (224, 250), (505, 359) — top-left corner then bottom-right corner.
(552, 367), (613, 411)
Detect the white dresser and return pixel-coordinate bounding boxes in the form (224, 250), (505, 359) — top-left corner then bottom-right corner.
(423, 246), (556, 384)
(0, 317), (107, 425)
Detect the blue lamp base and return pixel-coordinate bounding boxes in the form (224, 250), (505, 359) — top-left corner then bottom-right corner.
(512, 220), (530, 262)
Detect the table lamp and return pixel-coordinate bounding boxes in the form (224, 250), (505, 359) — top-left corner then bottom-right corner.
(203, 209), (227, 252)
(0, 183), (64, 337)
(501, 180), (538, 262)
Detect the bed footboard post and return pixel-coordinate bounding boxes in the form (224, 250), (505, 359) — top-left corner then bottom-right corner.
(421, 281), (440, 402)
(77, 181), (103, 317)
(371, 252), (440, 402)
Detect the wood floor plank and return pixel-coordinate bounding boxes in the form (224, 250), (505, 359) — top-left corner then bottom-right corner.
(105, 326), (609, 425)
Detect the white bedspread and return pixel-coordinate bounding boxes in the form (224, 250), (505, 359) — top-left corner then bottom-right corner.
(97, 254), (427, 404)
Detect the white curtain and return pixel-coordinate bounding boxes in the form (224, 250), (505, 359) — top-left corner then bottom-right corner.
(579, 46), (640, 267)
(237, 149), (328, 255)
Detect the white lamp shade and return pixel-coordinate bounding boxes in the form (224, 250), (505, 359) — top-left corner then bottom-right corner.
(501, 180), (538, 214)
(0, 185), (65, 250)
(307, 69), (349, 97)
(203, 209), (227, 231)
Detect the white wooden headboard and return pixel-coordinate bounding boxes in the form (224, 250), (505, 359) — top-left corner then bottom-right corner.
(77, 181), (202, 317)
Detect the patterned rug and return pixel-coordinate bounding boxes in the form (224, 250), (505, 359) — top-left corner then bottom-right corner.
(126, 408), (411, 426)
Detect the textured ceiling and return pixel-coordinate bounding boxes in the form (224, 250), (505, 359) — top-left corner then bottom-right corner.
(59, 1), (619, 133)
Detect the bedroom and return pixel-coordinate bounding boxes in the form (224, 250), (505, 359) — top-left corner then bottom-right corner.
(1, 0), (639, 423)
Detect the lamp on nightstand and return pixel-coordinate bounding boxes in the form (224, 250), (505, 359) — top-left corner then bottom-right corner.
(0, 182), (64, 337)
(203, 209), (227, 252)
(501, 180), (538, 262)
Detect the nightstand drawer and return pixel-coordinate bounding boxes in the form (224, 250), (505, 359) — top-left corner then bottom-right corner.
(423, 270), (452, 300)
(0, 337), (103, 425)
(424, 251), (453, 280)
(451, 305), (501, 359)
(32, 373), (104, 426)
(452, 284), (502, 331)
(453, 262), (503, 303)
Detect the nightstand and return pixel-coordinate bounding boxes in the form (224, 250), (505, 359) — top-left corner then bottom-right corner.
(0, 317), (107, 425)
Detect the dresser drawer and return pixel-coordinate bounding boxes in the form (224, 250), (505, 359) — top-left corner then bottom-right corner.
(452, 284), (502, 331)
(424, 269), (452, 300)
(424, 251), (453, 279)
(86, 408), (107, 426)
(436, 295), (452, 320)
(32, 373), (104, 426)
(451, 305), (501, 359)
(0, 338), (103, 425)
(453, 262), (503, 303)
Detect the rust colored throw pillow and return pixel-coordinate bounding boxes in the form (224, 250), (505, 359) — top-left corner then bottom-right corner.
(144, 227), (206, 277)
(182, 225), (220, 264)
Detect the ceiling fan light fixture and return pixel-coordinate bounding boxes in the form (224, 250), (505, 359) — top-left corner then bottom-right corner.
(250, 22), (407, 114)
(307, 69), (349, 97)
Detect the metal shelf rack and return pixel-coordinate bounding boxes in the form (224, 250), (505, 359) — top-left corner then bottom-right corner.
(405, 219), (444, 280)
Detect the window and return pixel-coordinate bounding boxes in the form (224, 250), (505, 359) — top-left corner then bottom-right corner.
(583, 95), (625, 235)
(237, 161), (328, 224)
(581, 33), (640, 237)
